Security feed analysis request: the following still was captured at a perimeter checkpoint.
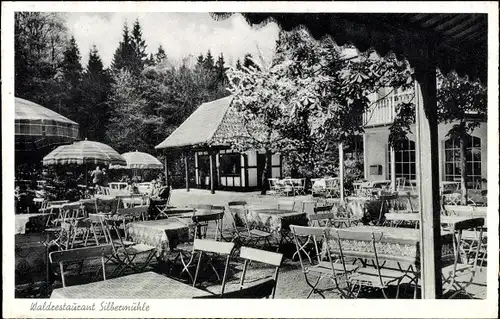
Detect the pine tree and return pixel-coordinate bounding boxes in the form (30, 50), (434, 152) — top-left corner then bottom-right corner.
(195, 54), (205, 70)
(61, 36), (83, 87)
(204, 50), (214, 71)
(155, 45), (167, 64)
(79, 45), (111, 140)
(146, 53), (155, 66)
(243, 53), (258, 70)
(130, 19), (148, 75)
(111, 22), (134, 73)
(215, 53), (227, 84)
(86, 45), (104, 75)
(235, 58), (242, 70)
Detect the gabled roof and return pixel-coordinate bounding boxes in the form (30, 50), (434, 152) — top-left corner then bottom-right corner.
(155, 95), (234, 150)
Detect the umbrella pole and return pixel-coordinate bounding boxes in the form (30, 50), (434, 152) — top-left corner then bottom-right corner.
(85, 163), (88, 189)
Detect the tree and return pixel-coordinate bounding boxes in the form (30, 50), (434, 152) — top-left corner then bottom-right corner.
(111, 22), (134, 73)
(14, 12), (68, 109)
(235, 58), (242, 70)
(215, 53), (227, 84)
(61, 36), (83, 87)
(130, 19), (148, 75)
(204, 50), (215, 71)
(223, 29), (413, 194)
(79, 45), (112, 140)
(155, 45), (167, 64)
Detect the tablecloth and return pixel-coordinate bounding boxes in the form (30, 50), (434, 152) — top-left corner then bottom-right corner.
(127, 219), (190, 259)
(15, 214), (50, 234)
(233, 207), (308, 233)
(325, 226), (455, 267)
(50, 271), (210, 299)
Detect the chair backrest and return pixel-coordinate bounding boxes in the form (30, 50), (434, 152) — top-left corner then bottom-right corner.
(60, 202), (85, 222)
(95, 197), (119, 215)
(238, 246), (283, 298)
(192, 239), (235, 295)
(49, 244), (114, 287)
(227, 201), (249, 232)
(192, 211), (225, 240)
(308, 212), (335, 227)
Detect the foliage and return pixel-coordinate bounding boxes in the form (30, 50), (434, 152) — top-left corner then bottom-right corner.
(223, 29), (413, 190)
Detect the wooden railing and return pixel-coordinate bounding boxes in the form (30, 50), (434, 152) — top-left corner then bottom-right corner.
(363, 91), (414, 127)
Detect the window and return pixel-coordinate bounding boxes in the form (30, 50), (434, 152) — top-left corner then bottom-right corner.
(219, 154), (241, 176)
(197, 155), (210, 175)
(387, 140), (416, 180)
(444, 135), (481, 186)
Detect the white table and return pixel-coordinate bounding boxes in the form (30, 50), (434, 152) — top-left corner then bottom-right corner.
(50, 271), (210, 299)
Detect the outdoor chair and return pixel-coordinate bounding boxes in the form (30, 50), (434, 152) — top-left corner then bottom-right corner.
(290, 208), (334, 263)
(103, 217), (156, 277)
(442, 218), (484, 298)
(290, 225), (356, 299)
(334, 229), (410, 299)
(88, 213), (111, 245)
(194, 246), (282, 299)
(169, 209), (225, 282)
(324, 178), (340, 198)
(49, 244), (114, 287)
(290, 178), (306, 195)
(228, 201), (273, 251)
(149, 185), (172, 219)
(95, 197), (119, 215)
(268, 178), (283, 196)
(192, 239), (235, 294)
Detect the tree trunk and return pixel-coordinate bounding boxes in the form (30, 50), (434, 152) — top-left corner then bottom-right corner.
(459, 130), (468, 205)
(261, 149), (272, 195)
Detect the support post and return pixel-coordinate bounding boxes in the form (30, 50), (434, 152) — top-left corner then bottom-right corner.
(164, 156), (169, 185)
(415, 53), (442, 298)
(390, 147), (396, 191)
(338, 143), (344, 201)
(209, 150), (215, 194)
(184, 151), (190, 192)
(363, 134), (368, 179)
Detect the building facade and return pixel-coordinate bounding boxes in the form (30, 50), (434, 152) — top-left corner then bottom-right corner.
(362, 88), (487, 188)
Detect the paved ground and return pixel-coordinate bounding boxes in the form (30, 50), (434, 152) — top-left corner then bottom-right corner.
(14, 188), (488, 299)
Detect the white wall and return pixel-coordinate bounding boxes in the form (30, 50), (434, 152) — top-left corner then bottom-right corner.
(363, 121), (488, 182)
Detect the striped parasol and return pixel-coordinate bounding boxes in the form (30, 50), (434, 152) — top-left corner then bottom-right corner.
(42, 139), (126, 166)
(109, 150), (163, 170)
(15, 97), (79, 151)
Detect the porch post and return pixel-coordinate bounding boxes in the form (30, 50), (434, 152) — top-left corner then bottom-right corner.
(390, 147), (396, 191)
(184, 151), (190, 192)
(164, 155), (169, 184)
(209, 149), (215, 194)
(338, 143), (344, 201)
(415, 48), (442, 298)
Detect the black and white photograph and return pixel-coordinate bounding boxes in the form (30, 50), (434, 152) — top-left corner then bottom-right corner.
(2, 2), (498, 318)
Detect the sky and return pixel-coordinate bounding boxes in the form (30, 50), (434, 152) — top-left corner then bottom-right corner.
(62, 12), (281, 68)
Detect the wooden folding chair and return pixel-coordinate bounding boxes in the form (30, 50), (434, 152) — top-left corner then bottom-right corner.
(335, 229), (410, 299)
(290, 225), (357, 299)
(442, 218), (484, 298)
(228, 201), (272, 250)
(49, 244), (114, 287)
(192, 239), (235, 294)
(103, 217), (156, 277)
(277, 200), (296, 211)
(233, 246), (283, 298)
